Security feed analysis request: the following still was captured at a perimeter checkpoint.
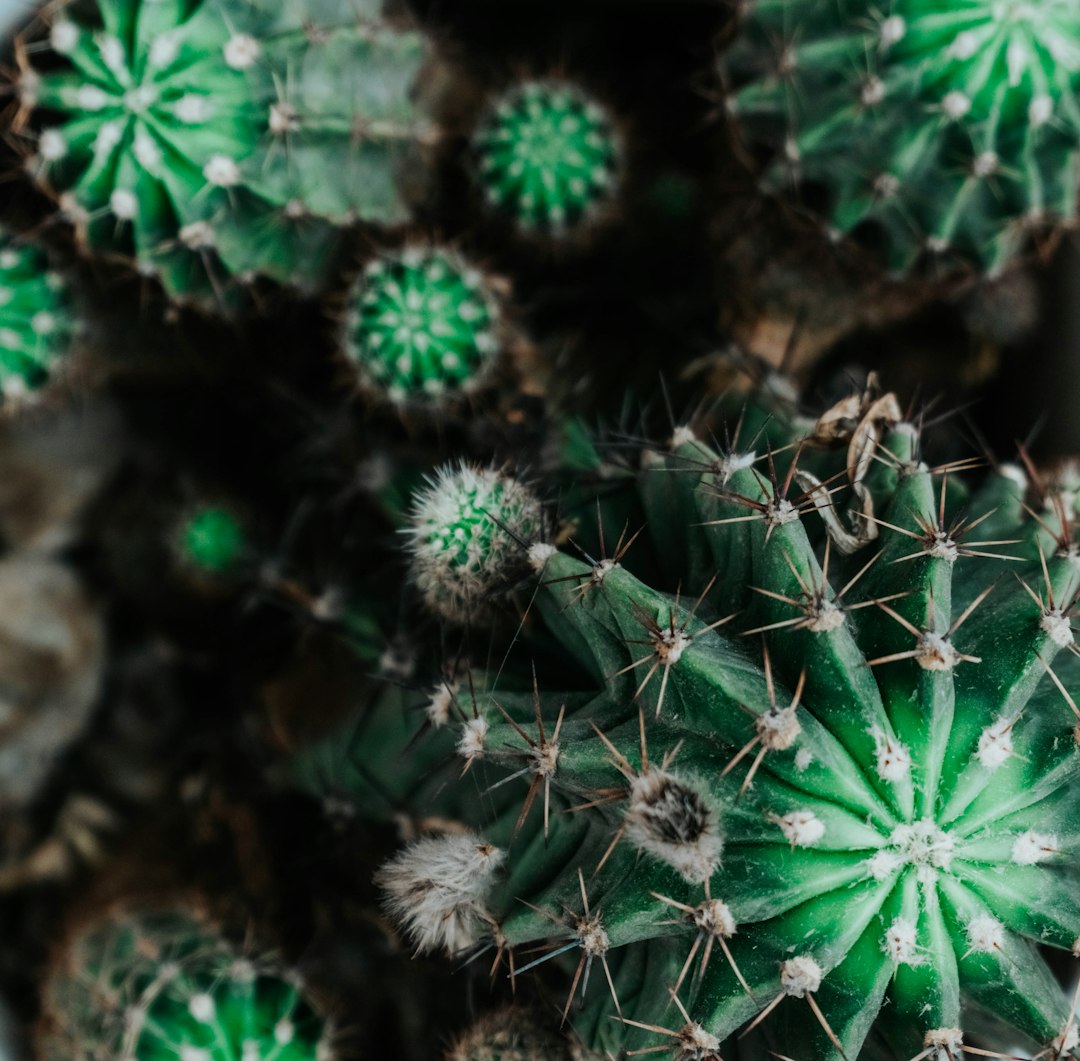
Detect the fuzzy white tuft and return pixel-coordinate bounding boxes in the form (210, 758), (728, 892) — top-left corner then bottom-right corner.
(756, 706), (800, 751)
(625, 770), (722, 884)
(457, 716), (489, 764)
(780, 955), (822, 997)
(773, 810), (825, 847)
(377, 833), (504, 954)
(882, 917), (921, 965)
(976, 716), (1015, 770)
(965, 914), (1004, 955)
(1011, 830), (1059, 865)
(870, 728), (911, 782)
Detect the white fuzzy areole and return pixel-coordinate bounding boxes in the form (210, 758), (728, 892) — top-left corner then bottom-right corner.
(756, 706), (801, 750)
(976, 716), (1015, 770)
(882, 917), (921, 965)
(966, 913), (1004, 954)
(774, 810), (825, 847)
(377, 832), (504, 954)
(871, 728), (912, 782)
(916, 632), (959, 671)
(694, 898), (736, 939)
(527, 541), (556, 570)
(1011, 829), (1059, 865)
(457, 716), (488, 763)
(1041, 609), (1074, 648)
(780, 955), (822, 997)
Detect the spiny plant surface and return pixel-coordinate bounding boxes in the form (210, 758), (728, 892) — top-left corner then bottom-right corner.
(0, 234), (75, 405)
(41, 906), (332, 1060)
(342, 247), (504, 405)
(472, 80), (621, 235)
(727, 0), (1080, 274)
(21, 0), (429, 306)
(297, 376), (1080, 1059)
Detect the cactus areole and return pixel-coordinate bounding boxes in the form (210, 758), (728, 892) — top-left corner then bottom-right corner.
(726, 0), (1080, 275)
(310, 376), (1080, 1058)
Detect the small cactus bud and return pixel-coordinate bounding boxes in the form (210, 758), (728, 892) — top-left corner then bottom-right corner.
(472, 79), (621, 236)
(406, 464), (543, 623)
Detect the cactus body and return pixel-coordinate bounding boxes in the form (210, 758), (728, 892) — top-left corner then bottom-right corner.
(0, 235), (75, 405)
(23, 0), (430, 306)
(473, 80), (621, 235)
(299, 378), (1080, 1058)
(342, 248), (505, 405)
(41, 906), (332, 1060)
(177, 503), (248, 576)
(727, 0), (1080, 274)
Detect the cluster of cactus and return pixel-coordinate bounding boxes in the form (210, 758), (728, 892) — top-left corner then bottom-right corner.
(295, 375), (1080, 1058)
(5, 2), (1080, 1061)
(18, 0), (430, 305)
(41, 905), (332, 1060)
(726, 0), (1080, 273)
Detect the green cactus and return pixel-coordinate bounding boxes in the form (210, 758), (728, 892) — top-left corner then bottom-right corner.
(472, 80), (621, 235)
(21, 0), (430, 306)
(406, 462), (545, 624)
(726, 0), (1080, 274)
(0, 234), (76, 406)
(176, 503), (249, 576)
(342, 247), (506, 406)
(296, 374), (1080, 1058)
(41, 905), (333, 1060)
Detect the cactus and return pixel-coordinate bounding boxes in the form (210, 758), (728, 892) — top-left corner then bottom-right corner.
(40, 905), (333, 1060)
(725, 0), (1080, 274)
(0, 233), (75, 406)
(176, 502), (249, 577)
(406, 462), (545, 623)
(341, 247), (508, 406)
(297, 375), (1080, 1058)
(20, 0), (430, 306)
(472, 80), (621, 236)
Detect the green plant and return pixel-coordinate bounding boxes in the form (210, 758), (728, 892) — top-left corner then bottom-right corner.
(446, 1008), (592, 1061)
(341, 246), (507, 406)
(20, 0), (431, 306)
(472, 80), (621, 235)
(176, 503), (249, 577)
(725, 0), (1080, 274)
(298, 376), (1080, 1058)
(40, 905), (333, 1060)
(0, 233), (76, 405)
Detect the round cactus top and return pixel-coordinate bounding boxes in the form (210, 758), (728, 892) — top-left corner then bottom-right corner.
(41, 908), (331, 1061)
(343, 248), (502, 405)
(473, 80), (621, 234)
(0, 238), (74, 406)
(728, 0), (1080, 273)
(24, 0), (428, 306)
(178, 505), (247, 575)
(406, 464), (543, 623)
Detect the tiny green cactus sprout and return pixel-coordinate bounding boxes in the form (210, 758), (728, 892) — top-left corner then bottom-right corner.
(726, 0), (1080, 274)
(406, 463), (545, 624)
(472, 80), (621, 235)
(0, 233), (75, 407)
(176, 503), (249, 577)
(311, 374), (1080, 1058)
(41, 905), (334, 1060)
(342, 247), (506, 406)
(21, 0), (430, 305)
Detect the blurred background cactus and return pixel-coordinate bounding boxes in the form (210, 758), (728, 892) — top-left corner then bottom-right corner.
(3, 1), (1080, 1060)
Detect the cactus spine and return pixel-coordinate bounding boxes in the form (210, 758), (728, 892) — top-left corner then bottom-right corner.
(297, 376), (1080, 1058)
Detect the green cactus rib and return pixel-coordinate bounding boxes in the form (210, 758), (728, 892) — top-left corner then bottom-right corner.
(41, 907), (332, 1061)
(473, 80), (621, 234)
(0, 234), (75, 405)
(295, 377), (1080, 1059)
(22, 0), (429, 306)
(342, 247), (504, 405)
(726, 0), (1080, 274)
